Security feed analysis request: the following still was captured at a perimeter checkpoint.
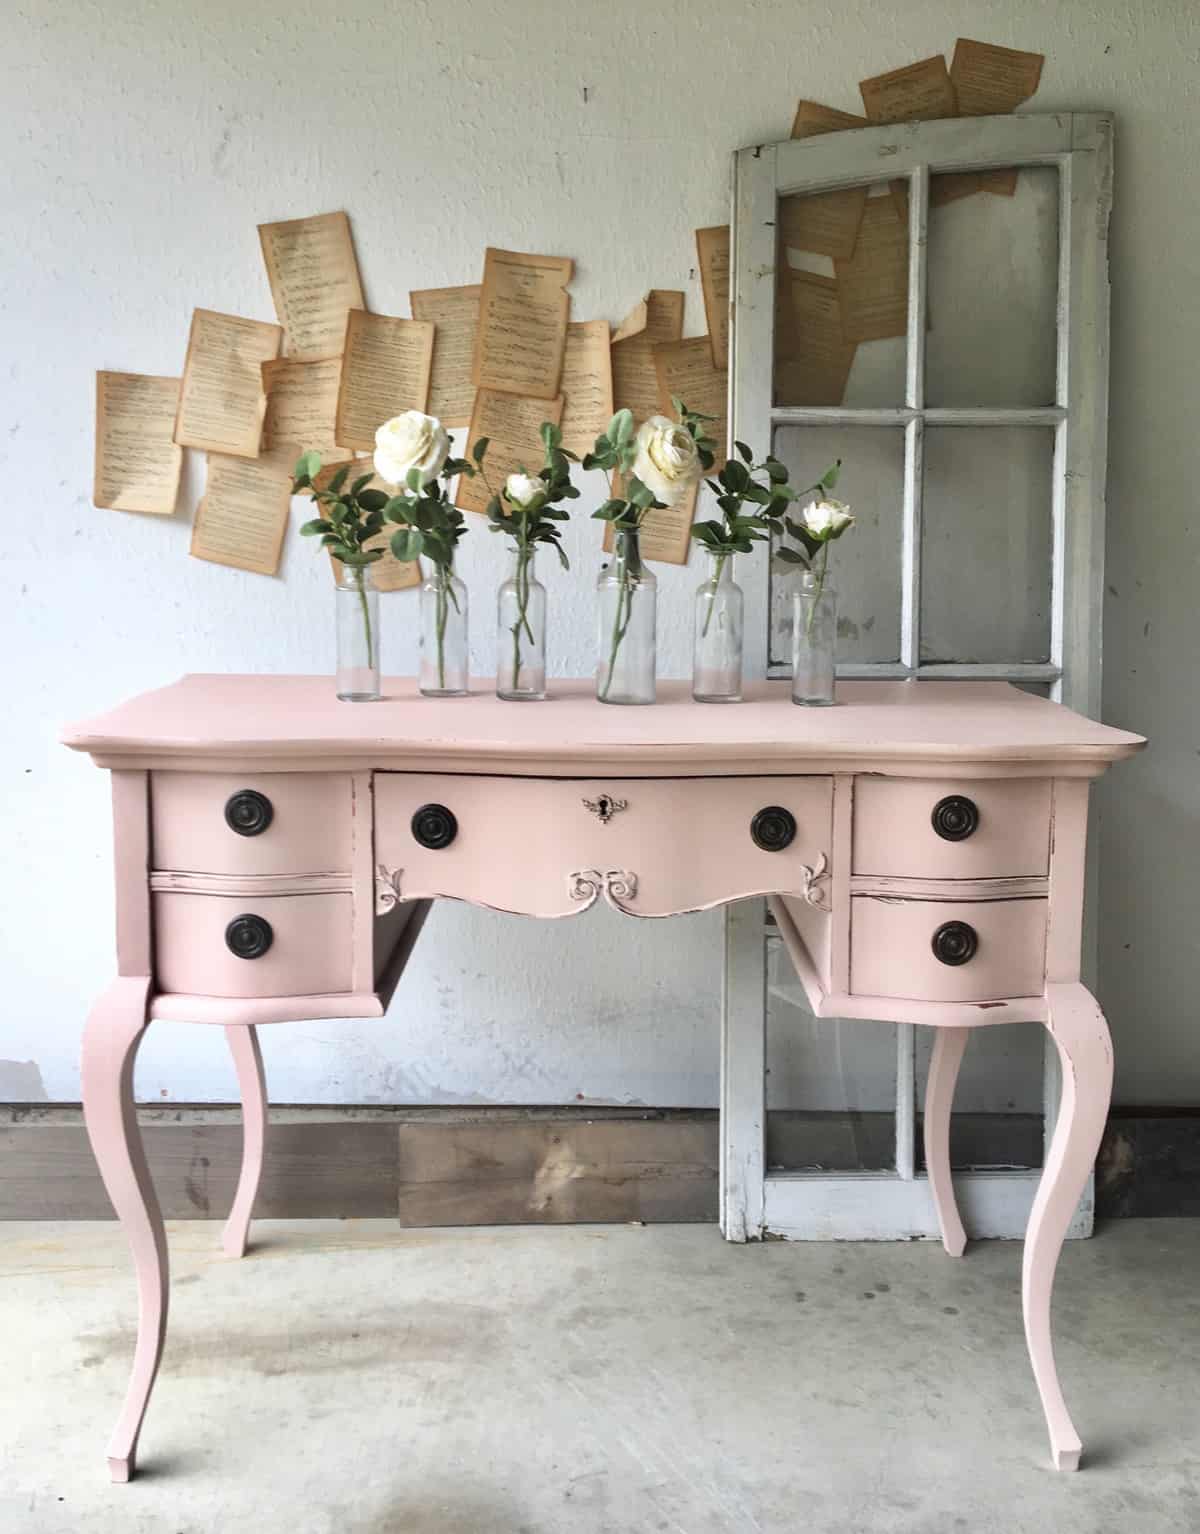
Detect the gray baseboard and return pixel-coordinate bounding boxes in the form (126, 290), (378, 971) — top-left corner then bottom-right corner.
(0, 1105), (1193, 1223)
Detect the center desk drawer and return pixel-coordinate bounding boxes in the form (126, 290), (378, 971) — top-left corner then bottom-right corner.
(853, 777), (1051, 879)
(374, 774), (834, 918)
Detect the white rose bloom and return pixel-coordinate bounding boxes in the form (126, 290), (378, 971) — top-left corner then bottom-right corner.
(803, 497), (854, 538)
(631, 415), (702, 506)
(373, 411), (450, 489)
(505, 472), (545, 510)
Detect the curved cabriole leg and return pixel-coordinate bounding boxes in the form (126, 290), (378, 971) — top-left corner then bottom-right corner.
(924, 1026), (969, 1257)
(221, 1025), (267, 1259)
(81, 977), (167, 1484)
(1023, 983), (1113, 1472)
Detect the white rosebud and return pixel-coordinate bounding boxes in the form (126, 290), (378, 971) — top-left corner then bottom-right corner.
(373, 410), (450, 489)
(630, 415), (702, 506)
(505, 472), (546, 510)
(803, 497), (854, 538)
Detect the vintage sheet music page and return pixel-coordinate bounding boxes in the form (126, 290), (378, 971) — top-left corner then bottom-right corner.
(604, 472), (699, 567)
(695, 226), (731, 370)
(190, 449), (294, 575)
(456, 389), (564, 516)
(834, 194), (909, 344)
(335, 310), (435, 452)
(94, 371), (183, 514)
(653, 336), (728, 464)
(610, 290), (685, 425)
(859, 56), (981, 208)
(410, 284), (481, 427)
(791, 99), (869, 137)
(472, 248), (573, 398)
(174, 309), (282, 458)
(951, 39), (1045, 195)
(258, 212), (365, 360)
(778, 187), (867, 262)
(261, 356), (341, 456)
(312, 459), (420, 592)
(774, 273), (856, 406)
(559, 320), (614, 458)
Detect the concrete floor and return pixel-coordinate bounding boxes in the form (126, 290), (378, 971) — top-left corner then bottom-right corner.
(1, 1220), (1198, 1533)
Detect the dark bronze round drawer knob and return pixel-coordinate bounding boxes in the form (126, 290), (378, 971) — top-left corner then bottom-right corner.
(225, 913), (273, 961)
(931, 795), (979, 842)
(412, 803), (458, 850)
(931, 920), (978, 967)
(224, 789), (274, 838)
(751, 806), (796, 852)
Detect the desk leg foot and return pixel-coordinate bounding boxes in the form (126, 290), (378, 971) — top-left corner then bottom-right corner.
(81, 977), (167, 1484)
(221, 1025), (267, 1259)
(924, 1026), (969, 1257)
(1024, 982), (1112, 1472)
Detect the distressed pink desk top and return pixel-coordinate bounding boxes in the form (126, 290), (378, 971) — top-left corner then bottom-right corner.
(63, 674), (1145, 776)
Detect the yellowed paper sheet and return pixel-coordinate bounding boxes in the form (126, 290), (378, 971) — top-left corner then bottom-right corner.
(603, 472), (699, 567)
(335, 309), (435, 453)
(312, 459), (419, 592)
(456, 389), (564, 516)
(778, 187), (868, 262)
(859, 55), (957, 123)
(774, 273), (856, 407)
(653, 336), (728, 465)
(410, 285), (481, 428)
(834, 195), (909, 344)
(262, 356), (341, 457)
(610, 290), (685, 425)
(951, 39), (1045, 195)
(695, 226), (731, 370)
(791, 99), (869, 138)
(94, 371), (182, 514)
(258, 212), (365, 361)
(559, 320), (614, 459)
(174, 308), (282, 458)
(190, 449), (293, 575)
(472, 248), (573, 399)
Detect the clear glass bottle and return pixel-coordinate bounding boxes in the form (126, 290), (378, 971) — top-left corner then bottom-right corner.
(497, 545), (546, 701)
(334, 560), (381, 702)
(792, 565), (837, 706)
(419, 560), (469, 698)
(692, 551), (744, 703)
(596, 527), (656, 705)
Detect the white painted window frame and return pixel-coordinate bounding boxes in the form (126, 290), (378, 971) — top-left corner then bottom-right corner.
(721, 113), (1113, 1241)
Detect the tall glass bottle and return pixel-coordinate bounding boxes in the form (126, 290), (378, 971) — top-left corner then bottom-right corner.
(334, 560), (381, 702)
(497, 545), (546, 700)
(419, 560), (469, 698)
(792, 566), (837, 706)
(596, 527), (656, 705)
(692, 552), (743, 703)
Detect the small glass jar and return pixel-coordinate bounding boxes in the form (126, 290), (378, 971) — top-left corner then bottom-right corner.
(692, 552), (743, 703)
(596, 527), (656, 705)
(792, 566), (837, 706)
(334, 560), (381, 702)
(419, 560), (469, 698)
(497, 545), (546, 701)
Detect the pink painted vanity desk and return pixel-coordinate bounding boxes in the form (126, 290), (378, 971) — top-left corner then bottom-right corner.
(63, 674), (1145, 1479)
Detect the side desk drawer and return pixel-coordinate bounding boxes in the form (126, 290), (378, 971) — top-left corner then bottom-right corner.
(852, 778), (1051, 879)
(374, 774), (834, 918)
(850, 895), (1046, 1002)
(152, 772), (353, 876)
(153, 892), (353, 998)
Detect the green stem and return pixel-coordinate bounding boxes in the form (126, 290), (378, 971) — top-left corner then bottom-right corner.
(508, 543), (536, 692)
(701, 552), (727, 638)
(600, 542), (635, 701)
(804, 543), (830, 641)
(356, 570), (375, 670)
(435, 567), (448, 690)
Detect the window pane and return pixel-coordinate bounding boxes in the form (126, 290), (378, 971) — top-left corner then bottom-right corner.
(774, 183), (907, 407)
(920, 426), (1053, 664)
(925, 167), (1059, 407)
(770, 425), (904, 667)
(915, 1023), (1044, 1171)
(767, 933), (896, 1172)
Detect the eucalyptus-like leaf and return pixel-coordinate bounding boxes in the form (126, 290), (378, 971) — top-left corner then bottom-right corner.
(328, 464), (351, 494)
(472, 436), (490, 464)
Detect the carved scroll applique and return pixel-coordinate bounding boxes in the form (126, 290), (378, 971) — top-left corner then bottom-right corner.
(799, 852), (831, 911)
(568, 869), (639, 915)
(375, 865), (404, 915)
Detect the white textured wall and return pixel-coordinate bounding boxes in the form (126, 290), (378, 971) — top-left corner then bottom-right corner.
(1, 0), (1196, 1107)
